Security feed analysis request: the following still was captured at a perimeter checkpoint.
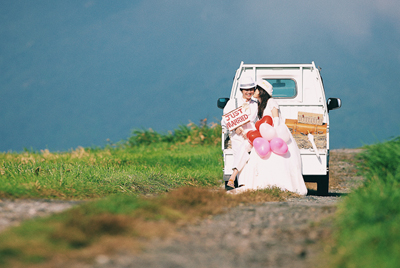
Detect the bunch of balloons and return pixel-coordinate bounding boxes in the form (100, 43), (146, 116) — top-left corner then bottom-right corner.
(246, 116), (291, 158)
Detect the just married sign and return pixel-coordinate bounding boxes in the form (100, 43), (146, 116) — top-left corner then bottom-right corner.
(223, 106), (250, 131)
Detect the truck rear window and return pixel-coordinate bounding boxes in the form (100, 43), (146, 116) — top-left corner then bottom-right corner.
(265, 79), (297, 98)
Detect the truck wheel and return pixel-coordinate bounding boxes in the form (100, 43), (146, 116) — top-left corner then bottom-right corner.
(316, 173), (329, 196)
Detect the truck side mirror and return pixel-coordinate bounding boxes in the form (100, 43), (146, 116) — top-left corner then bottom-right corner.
(327, 98), (342, 111)
(217, 98), (230, 109)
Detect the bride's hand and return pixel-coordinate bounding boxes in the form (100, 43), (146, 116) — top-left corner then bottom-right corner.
(235, 127), (243, 135)
(235, 127), (247, 139)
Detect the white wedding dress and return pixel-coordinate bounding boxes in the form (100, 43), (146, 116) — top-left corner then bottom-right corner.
(237, 99), (307, 195)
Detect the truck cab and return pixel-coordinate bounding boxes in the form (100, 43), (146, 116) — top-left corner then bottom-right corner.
(217, 61), (341, 195)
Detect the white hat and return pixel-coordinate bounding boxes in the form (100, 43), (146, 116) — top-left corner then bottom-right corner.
(257, 79), (273, 96)
(239, 75), (256, 89)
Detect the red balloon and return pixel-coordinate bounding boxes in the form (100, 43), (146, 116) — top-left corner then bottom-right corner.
(255, 116), (273, 130)
(246, 130), (262, 145)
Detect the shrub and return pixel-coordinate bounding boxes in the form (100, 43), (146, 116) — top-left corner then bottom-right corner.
(128, 119), (222, 147)
(327, 136), (400, 268)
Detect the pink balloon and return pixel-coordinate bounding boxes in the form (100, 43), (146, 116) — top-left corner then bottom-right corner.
(259, 123), (277, 141)
(253, 137), (270, 158)
(270, 137), (288, 155)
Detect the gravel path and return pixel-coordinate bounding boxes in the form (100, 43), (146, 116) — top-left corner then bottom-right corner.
(95, 197), (339, 268)
(0, 149), (363, 267)
(0, 199), (82, 233)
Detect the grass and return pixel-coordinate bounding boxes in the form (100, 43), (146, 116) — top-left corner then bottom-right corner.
(0, 120), (295, 267)
(325, 136), (400, 268)
(0, 125), (223, 200)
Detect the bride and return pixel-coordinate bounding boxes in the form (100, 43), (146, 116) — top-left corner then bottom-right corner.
(234, 79), (308, 195)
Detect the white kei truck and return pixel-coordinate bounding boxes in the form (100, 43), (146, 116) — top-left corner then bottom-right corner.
(217, 62), (341, 195)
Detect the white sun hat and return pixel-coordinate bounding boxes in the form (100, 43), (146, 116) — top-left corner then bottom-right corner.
(257, 79), (273, 96)
(239, 75), (256, 89)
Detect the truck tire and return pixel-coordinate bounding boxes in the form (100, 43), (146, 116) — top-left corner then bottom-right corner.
(303, 173), (330, 196)
(316, 173), (329, 196)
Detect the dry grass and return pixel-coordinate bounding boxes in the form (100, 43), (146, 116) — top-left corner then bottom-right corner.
(292, 133), (326, 149)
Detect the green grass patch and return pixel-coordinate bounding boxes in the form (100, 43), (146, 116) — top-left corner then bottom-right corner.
(326, 136), (400, 268)
(0, 121), (223, 200)
(0, 143), (223, 199)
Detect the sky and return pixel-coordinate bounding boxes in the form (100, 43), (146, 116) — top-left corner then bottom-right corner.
(1, 0), (400, 152)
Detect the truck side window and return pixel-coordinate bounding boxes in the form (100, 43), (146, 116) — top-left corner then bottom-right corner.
(265, 79), (297, 98)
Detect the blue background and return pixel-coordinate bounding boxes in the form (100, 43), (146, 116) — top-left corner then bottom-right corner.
(1, 1), (399, 152)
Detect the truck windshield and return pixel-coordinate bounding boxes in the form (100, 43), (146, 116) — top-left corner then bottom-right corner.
(265, 79), (297, 98)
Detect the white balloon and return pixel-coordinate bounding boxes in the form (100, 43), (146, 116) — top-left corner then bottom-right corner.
(275, 125), (291, 143)
(259, 123), (277, 141)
